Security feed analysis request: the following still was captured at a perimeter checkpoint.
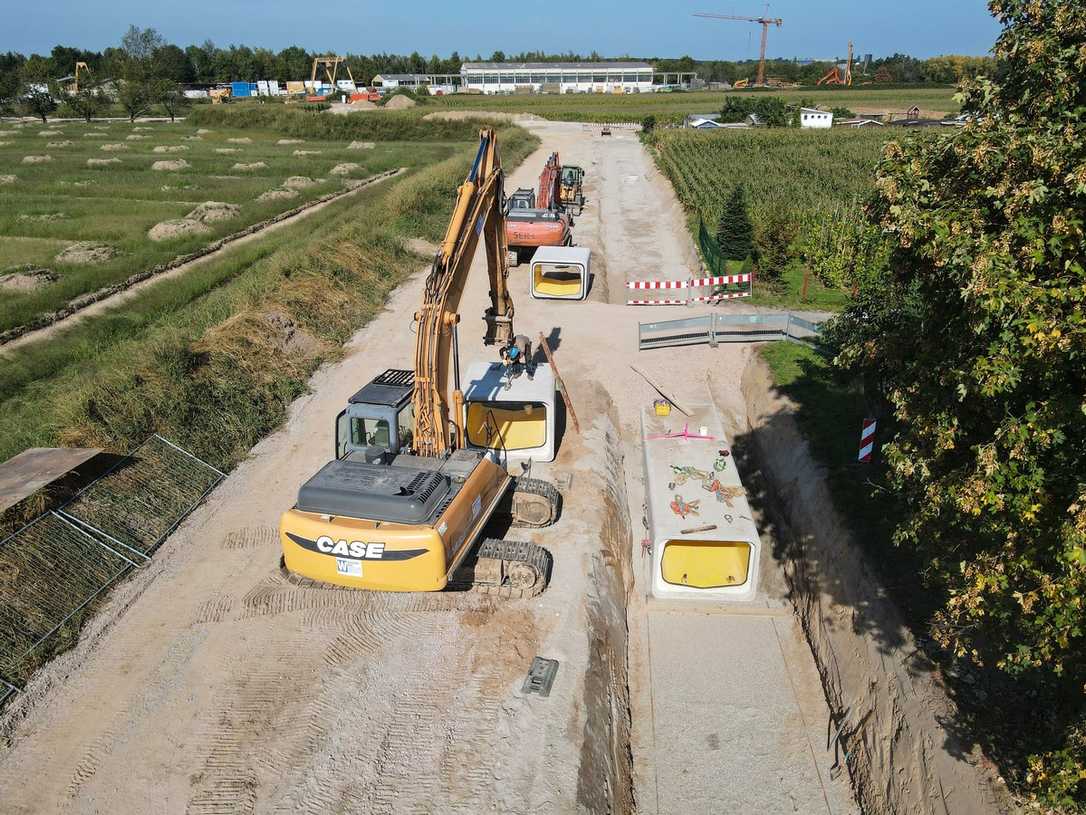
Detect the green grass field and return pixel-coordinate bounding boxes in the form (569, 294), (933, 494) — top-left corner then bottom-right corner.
(429, 86), (960, 123)
(0, 118), (462, 333)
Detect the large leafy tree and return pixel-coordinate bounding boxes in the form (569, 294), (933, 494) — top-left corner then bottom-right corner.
(830, 0), (1085, 805)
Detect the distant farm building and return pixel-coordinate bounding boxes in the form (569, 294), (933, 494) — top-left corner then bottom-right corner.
(372, 74), (430, 90)
(460, 62), (654, 94)
(799, 108), (834, 129)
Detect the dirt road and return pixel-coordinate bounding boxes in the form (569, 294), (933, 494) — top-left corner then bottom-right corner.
(0, 121), (854, 814)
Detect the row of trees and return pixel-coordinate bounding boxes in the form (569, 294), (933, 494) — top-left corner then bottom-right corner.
(0, 36), (993, 93)
(2, 27), (190, 123)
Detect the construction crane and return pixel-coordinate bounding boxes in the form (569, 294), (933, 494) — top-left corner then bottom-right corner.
(73, 61), (91, 93)
(310, 55), (355, 87)
(693, 10), (783, 87)
(279, 128), (560, 595)
(817, 41), (854, 86)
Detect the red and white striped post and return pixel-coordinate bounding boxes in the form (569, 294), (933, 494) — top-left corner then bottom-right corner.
(857, 418), (877, 463)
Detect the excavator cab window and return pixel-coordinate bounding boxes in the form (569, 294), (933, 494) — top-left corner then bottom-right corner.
(351, 417), (391, 449)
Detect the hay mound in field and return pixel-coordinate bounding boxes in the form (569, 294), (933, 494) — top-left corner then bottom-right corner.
(73, 180), (96, 187)
(283, 176), (317, 190)
(125, 134), (149, 141)
(152, 145), (189, 153)
(277, 139), (305, 145)
(38, 129), (63, 136)
(100, 143), (128, 151)
(227, 137), (252, 144)
(47, 140), (72, 147)
(196, 128), (213, 135)
(182, 135), (202, 141)
(18, 212), (67, 222)
(330, 162), (360, 176)
(293, 149), (322, 156)
(152, 159), (190, 171)
(200, 309), (324, 362)
(0, 175), (16, 185)
(55, 242), (116, 264)
(383, 95), (417, 110)
(214, 148), (239, 154)
(258, 188), (299, 202)
(0, 130), (15, 136)
(87, 157), (122, 166)
(232, 162), (267, 171)
(132, 126), (154, 132)
(209, 175), (242, 181)
(187, 201), (240, 223)
(0, 266), (57, 292)
(22, 155), (52, 164)
(0, 141), (10, 147)
(147, 218), (211, 242)
(83, 132), (108, 138)
(347, 141), (375, 150)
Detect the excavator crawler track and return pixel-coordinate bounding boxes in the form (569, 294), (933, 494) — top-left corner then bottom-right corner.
(450, 538), (553, 599)
(498, 476), (562, 528)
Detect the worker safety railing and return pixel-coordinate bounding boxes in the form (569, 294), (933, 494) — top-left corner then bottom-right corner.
(638, 311), (824, 351)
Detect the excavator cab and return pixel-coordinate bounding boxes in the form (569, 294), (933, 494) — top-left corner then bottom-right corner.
(334, 369), (415, 460)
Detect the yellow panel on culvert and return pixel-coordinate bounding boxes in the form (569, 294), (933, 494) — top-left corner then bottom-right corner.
(466, 402), (547, 451)
(660, 539), (751, 588)
(529, 246), (590, 301)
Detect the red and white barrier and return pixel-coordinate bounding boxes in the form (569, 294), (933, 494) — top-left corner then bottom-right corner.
(858, 418), (877, 462)
(625, 273), (753, 305)
(627, 273), (751, 291)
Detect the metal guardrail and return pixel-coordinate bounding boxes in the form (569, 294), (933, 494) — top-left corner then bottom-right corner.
(639, 311), (824, 351)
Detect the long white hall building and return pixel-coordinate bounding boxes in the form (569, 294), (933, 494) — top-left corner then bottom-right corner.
(459, 61), (654, 94)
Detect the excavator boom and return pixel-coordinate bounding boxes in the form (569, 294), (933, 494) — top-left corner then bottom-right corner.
(412, 128), (515, 459)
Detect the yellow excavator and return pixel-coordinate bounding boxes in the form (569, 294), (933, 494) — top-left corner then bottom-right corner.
(279, 128), (560, 596)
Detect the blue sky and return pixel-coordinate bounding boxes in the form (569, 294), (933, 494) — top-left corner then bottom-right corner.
(5, 0), (1001, 59)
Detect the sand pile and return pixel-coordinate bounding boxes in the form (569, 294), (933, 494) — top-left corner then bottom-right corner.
(152, 159), (190, 171)
(257, 188), (299, 202)
(330, 162), (360, 176)
(196, 128), (213, 135)
(276, 139), (305, 145)
(384, 94), (417, 109)
(148, 201), (241, 241)
(0, 266), (57, 292)
(283, 176), (317, 189)
(293, 150), (322, 156)
(227, 137), (252, 144)
(100, 143), (128, 151)
(232, 162), (267, 171)
(22, 155), (52, 164)
(55, 242), (116, 264)
(47, 140), (73, 147)
(148, 219), (212, 242)
(347, 141), (375, 150)
(0, 175), (16, 185)
(152, 145), (189, 153)
(87, 157), (122, 166)
(214, 148), (240, 154)
(351, 99), (377, 110)
(187, 201), (240, 223)
(125, 134), (149, 141)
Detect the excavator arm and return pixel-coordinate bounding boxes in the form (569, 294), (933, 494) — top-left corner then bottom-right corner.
(412, 128), (518, 459)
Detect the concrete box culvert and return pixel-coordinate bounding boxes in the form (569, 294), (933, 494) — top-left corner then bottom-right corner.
(737, 353), (1013, 815)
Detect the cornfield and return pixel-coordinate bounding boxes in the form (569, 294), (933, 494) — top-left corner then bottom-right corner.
(652, 128), (891, 238)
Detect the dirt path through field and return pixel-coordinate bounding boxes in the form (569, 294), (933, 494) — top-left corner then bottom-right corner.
(0, 121), (855, 814)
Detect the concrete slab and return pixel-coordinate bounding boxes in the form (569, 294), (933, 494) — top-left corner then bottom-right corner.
(647, 609), (848, 814)
(0, 447), (101, 513)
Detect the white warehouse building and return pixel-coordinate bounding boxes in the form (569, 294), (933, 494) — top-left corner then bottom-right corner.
(460, 61), (654, 94)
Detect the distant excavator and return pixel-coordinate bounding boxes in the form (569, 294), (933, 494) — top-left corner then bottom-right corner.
(280, 128), (560, 596)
